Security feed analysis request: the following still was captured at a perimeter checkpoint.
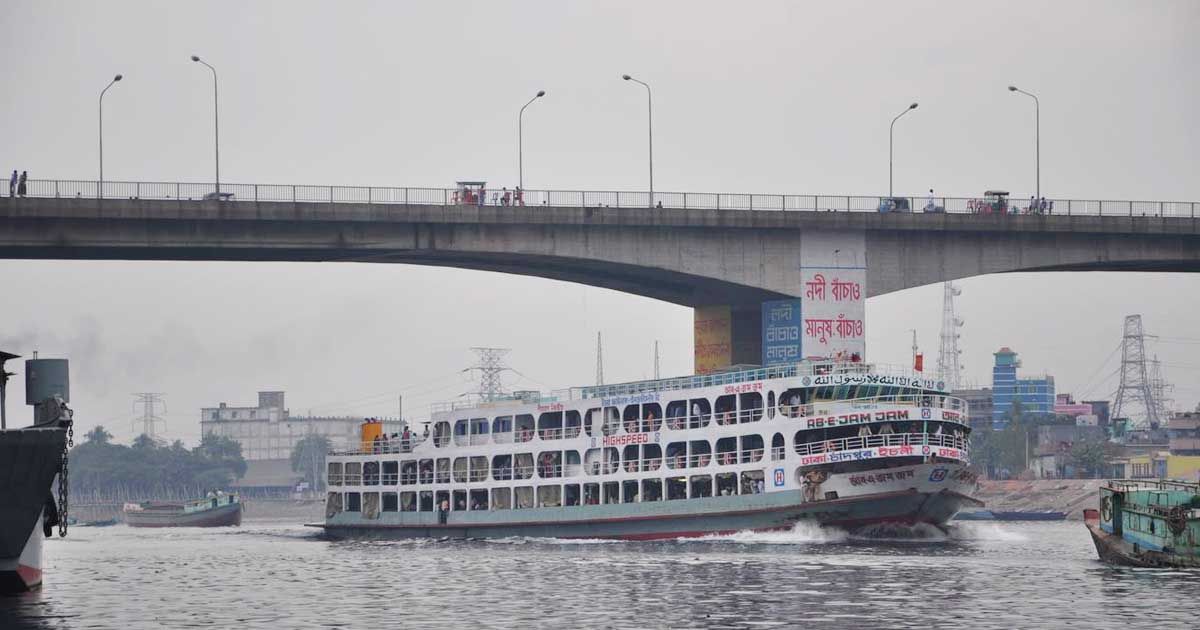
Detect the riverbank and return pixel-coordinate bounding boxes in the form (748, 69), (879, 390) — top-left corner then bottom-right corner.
(974, 479), (1103, 520)
(70, 498), (325, 524)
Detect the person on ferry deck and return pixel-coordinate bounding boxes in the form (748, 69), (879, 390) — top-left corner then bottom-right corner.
(857, 425), (873, 438)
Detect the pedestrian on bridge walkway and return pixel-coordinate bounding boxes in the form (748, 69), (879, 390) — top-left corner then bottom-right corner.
(8, 170), (16, 197)
(17, 171), (27, 197)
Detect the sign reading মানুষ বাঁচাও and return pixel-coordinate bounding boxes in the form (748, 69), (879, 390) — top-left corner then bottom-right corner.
(761, 267), (866, 364)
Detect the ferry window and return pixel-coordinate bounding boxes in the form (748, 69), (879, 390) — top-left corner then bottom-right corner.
(434, 458), (449, 484)
(740, 435), (765, 463)
(436, 490), (450, 511)
(493, 415), (513, 437)
(602, 407), (620, 436)
(538, 485), (562, 507)
(690, 440), (712, 467)
(453, 458), (469, 483)
(666, 441), (687, 469)
(565, 410), (583, 438)
(565, 450), (581, 476)
(740, 470), (765, 494)
(584, 447), (619, 475)
(564, 484), (581, 506)
(454, 420), (469, 447)
(666, 477), (687, 500)
(623, 445), (640, 473)
(779, 388), (807, 418)
(469, 489), (488, 510)
(771, 433), (786, 461)
(344, 462), (362, 485)
(419, 491), (433, 511)
(327, 462), (343, 486)
(716, 437), (738, 466)
(515, 414), (535, 442)
(602, 481), (620, 504)
(346, 492), (361, 512)
(452, 489), (467, 511)
(433, 421), (451, 447)
(739, 392), (764, 423)
(514, 453), (534, 479)
(469, 456), (488, 482)
(716, 472), (738, 496)
(326, 492), (343, 516)
(642, 403), (662, 432)
(399, 491), (416, 512)
(514, 486), (534, 509)
(643, 444), (663, 472)
(492, 455), (514, 480)
(360, 462), (378, 486)
(690, 475), (713, 498)
(641, 478), (662, 502)
(689, 398), (712, 429)
(622, 405), (641, 434)
(583, 482), (600, 505)
(401, 461), (417, 485)
(622, 480), (639, 503)
(537, 451), (563, 478)
(538, 411), (564, 440)
(471, 418), (489, 445)
(813, 387), (835, 402)
(491, 488), (512, 510)
(665, 400), (688, 430)
(363, 493), (380, 519)
(382, 461), (399, 485)
(585, 407), (601, 437)
(715, 394), (736, 425)
(767, 391), (776, 419)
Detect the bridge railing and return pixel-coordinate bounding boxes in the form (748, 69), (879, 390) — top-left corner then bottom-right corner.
(9, 179), (1197, 218)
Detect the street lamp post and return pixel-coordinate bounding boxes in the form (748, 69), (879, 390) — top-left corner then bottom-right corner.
(518, 90), (546, 191)
(622, 74), (653, 208)
(1008, 85), (1040, 200)
(191, 55), (220, 198)
(889, 102), (918, 198)
(98, 74), (123, 199)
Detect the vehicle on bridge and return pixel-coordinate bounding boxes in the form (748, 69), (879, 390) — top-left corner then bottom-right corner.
(201, 191), (235, 202)
(877, 197), (912, 213)
(317, 360), (979, 540)
(969, 190), (1010, 214)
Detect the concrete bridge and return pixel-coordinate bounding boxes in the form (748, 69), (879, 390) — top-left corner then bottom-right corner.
(3, 179), (1198, 366)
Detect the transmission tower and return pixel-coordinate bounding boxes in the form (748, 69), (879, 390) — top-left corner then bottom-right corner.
(466, 348), (511, 401)
(936, 282), (964, 390)
(1112, 315), (1161, 429)
(595, 332), (605, 386)
(132, 392), (166, 439)
(1148, 356), (1174, 422)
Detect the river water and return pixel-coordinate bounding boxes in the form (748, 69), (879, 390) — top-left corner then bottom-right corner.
(2, 518), (1197, 629)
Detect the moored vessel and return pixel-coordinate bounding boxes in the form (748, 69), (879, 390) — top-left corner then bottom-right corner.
(317, 360), (982, 540)
(0, 352), (73, 593)
(1084, 479), (1200, 568)
(124, 492), (242, 528)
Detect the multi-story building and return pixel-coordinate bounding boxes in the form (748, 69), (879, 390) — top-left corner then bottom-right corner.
(951, 387), (993, 429)
(991, 347), (1055, 426)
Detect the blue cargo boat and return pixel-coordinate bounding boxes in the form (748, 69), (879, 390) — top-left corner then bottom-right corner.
(1084, 479), (1200, 568)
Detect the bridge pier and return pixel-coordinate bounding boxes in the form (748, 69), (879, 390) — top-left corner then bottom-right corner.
(693, 303), (763, 372)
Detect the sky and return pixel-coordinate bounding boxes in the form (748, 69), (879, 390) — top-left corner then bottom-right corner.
(1, 0), (1198, 444)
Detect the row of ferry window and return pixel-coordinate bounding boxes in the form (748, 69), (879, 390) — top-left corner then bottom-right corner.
(431, 386), (953, 447)
(329, 434), (789, 486)
(328, 469), (771, 516)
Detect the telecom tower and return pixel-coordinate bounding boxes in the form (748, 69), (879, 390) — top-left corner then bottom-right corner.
(1111, 315), (1162, 429)
(595, 332), (605, 386)
(467, 347), (511, 402)
(132, 392), (166, 439)
(936, 282), (964, 390)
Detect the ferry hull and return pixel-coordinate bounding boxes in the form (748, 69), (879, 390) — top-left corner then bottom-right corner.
(0, 426), (67, 594)
(125, 502), (242, 528)
(319, 487), (981, 541)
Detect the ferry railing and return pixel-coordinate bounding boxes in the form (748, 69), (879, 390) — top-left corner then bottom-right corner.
(794, 432), (969, 457)
(399, 472), (418, 485)
(468, 469), (488, 482)
(1107, 478), (1200, 493)
(17, 179), (1198, 221)
(740, 448), (765, 463)
(453, 434), (470, 447)
(564, 426), (583, 438)
(469, 433), (489, 446)
(771, 446), (787, 461)
(327, 473), (343, 486)
(515, 429), (535, 443)
(642, 457), (663, 472)
(778, 394), (969, 422)
(381, 473), (398, 485)
(343, 473), (363, 485)
(716, 451), (739, 466)
(513, 465), (535, 479)
(432, 471), (448, 484)
(539, 427), (565, 440)
(493, 431), (514, 444)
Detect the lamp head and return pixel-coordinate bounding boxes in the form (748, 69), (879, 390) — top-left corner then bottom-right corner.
(113, 74), (123, 82)
(191, 55), (201, 62)
(622, 74), (631, 81)
(536, 90), (545, 97)
(1008, 85), (1018, 92)
(909, 102), (918, 109)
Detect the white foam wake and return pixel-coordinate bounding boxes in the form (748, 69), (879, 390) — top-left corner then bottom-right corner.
(695, 521), (849, 544)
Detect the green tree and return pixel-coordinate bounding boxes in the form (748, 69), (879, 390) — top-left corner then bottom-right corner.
(197, 433), (248, 480)
(291, 434), (332, 491)
(84, 425), (113, 444)
(1069, 436), (1118, 479)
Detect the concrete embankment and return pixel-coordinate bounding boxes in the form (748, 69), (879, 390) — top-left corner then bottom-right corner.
(973, 479), (1104, 520)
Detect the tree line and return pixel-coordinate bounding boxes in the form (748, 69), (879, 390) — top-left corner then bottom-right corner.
(69, 426), (248, 500)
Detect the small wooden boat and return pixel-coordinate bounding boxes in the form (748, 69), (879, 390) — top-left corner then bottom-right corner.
(1083, 479), (1200, 568)
(124, 492), (242, 528)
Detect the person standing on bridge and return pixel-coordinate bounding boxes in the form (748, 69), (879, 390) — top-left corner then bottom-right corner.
(17, 171), (27, 197)
(8, 170), (16, 197)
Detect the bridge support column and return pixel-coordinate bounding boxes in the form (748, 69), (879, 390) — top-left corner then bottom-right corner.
(693, 302), (763, 373)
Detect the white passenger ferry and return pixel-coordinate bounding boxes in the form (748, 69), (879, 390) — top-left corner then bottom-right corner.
(319, 360), (981, 540)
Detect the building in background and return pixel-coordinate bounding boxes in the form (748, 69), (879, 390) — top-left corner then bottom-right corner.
(952, 387), (993, 429)
(1055, 393), (1098, 425)
(991, 347), (1055, 426)
(201, 391), (400, 492)
(1166, 408), (1200, 481)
